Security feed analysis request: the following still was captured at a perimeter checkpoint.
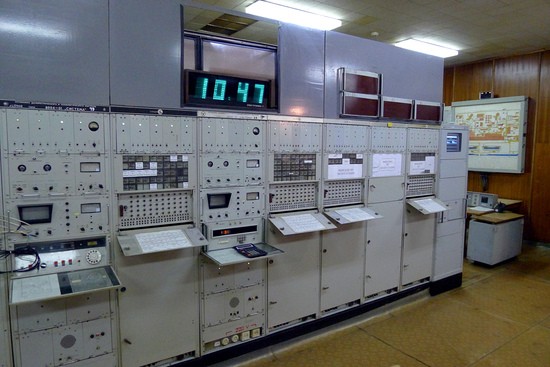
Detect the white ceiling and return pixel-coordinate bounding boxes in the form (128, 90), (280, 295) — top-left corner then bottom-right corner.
(184, 0), (550, 66)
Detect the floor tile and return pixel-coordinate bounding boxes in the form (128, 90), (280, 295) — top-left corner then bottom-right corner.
(245, 328), (428, 367)
(449, 270), (550, 325)
(471, 326), (550, 367)
(462, 260), (499, 286)
(226, 245), (550, 367)
(362, 297), (527, 367)
(504, 245), (550, 282)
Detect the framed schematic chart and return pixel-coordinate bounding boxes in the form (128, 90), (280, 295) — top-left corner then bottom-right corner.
(452, 96), (528, 173)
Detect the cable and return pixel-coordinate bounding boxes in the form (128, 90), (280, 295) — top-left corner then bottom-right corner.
(0, 216), (34, 236)
(0, 246), (41, 274)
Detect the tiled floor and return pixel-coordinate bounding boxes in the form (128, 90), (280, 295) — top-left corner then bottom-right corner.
(216, 243), (550, 367)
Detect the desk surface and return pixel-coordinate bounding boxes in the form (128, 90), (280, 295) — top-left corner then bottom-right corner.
(499, 198), (522, 207)
(467, 198), (523, 216)
(472, 211), (524, 224)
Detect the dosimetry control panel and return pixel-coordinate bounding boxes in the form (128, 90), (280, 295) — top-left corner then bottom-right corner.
(112, 113), (197, 229)
(1, 108), (111, 245)
(268, 121), (322, 213)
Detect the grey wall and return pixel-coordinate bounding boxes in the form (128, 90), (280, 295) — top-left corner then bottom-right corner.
(324, 32), (444, 119)
(0, 0), (109, 105)
(110, 0), (183, 108)
(0, 1), (444, 115)
(279, 24), (325, 118)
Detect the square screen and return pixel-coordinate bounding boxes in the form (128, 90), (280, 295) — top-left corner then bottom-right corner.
(18, 204), (53, 224)
(446, 133), (462, 153)
(207, 193), (231, 209)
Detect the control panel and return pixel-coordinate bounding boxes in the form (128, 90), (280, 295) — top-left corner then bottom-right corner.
(369, 127), (406, 182)
(199, 117), (267, 244)
(322, 124), (369, 207)
(117, 191), (193, 229)
(203, 218), (264, 251)
(200, 118), (265, 153)
(6, 154), (109, 197)
(112, 113), (197, 229)
(370, 126), (407, 153)
(201, 153), (263, 188)
(114, 154), (191, 191)
(5, 109), (107, 154)
(406, 128), (439, 197)
(197, 115), (268, 355)
(268, 121), (322, 214)
(201, 188), (265, 222)
(114, 114), (195, 154)
(1, 108), (111, 244)
(12, 237), (108, 276)
(4, 197), (110, 245)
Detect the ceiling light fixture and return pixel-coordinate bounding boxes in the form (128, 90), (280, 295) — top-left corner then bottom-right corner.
(245, 1), (342, 31)
(394, 38), (458, 58)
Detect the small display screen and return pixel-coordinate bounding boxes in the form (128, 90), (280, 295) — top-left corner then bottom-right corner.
(18, 204), (53, 224)
(207, 193), (231, 209)
(80, 162), (101, 173)
(246, 192), (259, 200)
(185, 70), (270, 109)
(446, 133), (462, 153)
(212, 225), (258, 238)
(81, 203), (101, 214)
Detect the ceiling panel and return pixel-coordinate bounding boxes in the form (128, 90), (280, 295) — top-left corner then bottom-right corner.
(185, 0), (550, 66)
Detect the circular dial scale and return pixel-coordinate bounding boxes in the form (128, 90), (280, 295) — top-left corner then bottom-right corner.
(85, 249), (102, 265)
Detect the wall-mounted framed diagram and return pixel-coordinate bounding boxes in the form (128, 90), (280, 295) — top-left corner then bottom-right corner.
(452, 96), (528, 173)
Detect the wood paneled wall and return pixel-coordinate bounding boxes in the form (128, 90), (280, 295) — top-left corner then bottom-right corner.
(444, 51), (550, 243)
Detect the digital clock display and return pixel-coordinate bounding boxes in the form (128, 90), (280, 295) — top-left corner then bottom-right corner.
(184, 70), (270, 109)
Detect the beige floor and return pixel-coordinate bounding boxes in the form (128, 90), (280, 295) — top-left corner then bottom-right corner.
(216, 243), (550, 367)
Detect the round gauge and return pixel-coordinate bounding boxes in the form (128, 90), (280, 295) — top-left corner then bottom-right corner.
(207, 161), (213, 167)
(88, 121), (100, 132)
(17, 164), (26, 172)
(231, 334), (239, 343)
(85, 249), (102, 265)
(252, 127), (260, 135)
(43, 164), (52, 172)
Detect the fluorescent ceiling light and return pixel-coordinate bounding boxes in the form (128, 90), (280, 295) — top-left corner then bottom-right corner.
(246, 1), (342, 31)
(395, 39), (458, 58)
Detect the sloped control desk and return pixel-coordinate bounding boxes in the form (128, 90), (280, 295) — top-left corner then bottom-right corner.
(467, 211), (524, 265)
